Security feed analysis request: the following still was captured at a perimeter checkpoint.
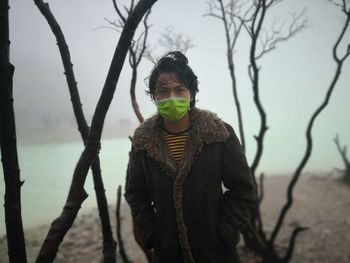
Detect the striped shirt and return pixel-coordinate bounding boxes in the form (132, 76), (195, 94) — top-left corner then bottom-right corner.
(162, 129), (189, 166)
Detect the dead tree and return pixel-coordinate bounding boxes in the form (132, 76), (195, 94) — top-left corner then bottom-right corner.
(243, 1), (350, 262)
(104, 2), (153, 261)
(116, 185), (130, 263)
(35, 0), (158, 262)
(245, 0), (306, 246)
(226, 1), (349, 262)
(205, 0), (349, 262)
(144, 26), (194, 65)
(206, 0), (307, 257)
(333, 134), (350, 182)
(245, 0), (306, 180)
(106, 4), (194, 123)
(110, 0), (152, 124)
(238, 1), (308, 261)
(105, 8), (194, 261)
(268, 2), (350, 261)
(102, 0), (150, 124)
(205, 0), (254, 152)
(0, 1), (28, 262)
(33, 0), (117, 262)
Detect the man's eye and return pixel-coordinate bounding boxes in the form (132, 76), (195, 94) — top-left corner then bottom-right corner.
(176, 87), (186, 92)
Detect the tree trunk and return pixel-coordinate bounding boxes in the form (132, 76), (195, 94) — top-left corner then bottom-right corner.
(34, 1), (116, 261)
(0, 1), (27, 262)
(36, 0), (158, 261)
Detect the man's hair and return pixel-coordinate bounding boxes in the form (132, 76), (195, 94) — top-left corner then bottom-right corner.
(147, 51), (199, 108)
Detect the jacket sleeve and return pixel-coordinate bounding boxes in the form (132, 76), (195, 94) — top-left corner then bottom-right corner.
(124, 146), (156, 249)
(219, 124), (257, 246)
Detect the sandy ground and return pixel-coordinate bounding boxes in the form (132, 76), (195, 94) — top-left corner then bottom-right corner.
(1, 174), (350, 263)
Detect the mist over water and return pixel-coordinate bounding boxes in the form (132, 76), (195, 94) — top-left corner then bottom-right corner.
(0, 133), (340, 236)
(2, 0), (350, 237)
(0, 138), (131, 236)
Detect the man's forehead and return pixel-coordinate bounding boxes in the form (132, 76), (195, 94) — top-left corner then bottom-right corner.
(156, 73), (182, 86)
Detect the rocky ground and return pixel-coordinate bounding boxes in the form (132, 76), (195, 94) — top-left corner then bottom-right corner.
(1, 174), (350, 263)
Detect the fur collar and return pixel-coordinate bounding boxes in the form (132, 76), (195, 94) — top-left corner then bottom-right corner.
(133, 108), (229, 153)
(132, 108), (229, 263)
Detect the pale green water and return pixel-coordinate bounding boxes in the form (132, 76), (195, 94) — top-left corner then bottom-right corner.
(0, 134), (337, 236)
(0, 138), (131, 236)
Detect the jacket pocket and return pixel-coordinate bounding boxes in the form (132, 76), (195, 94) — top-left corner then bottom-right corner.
(219, 219), (240, 247)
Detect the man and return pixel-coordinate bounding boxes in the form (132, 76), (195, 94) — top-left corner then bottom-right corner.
(125, 51), (257, 263)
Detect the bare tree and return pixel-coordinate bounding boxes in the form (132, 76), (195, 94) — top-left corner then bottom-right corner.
(158, 27), (194, 54)
(248, 1), (349, 262)
(0, 0), (28, 262)
(33, 0), (118, 261)
(205, 0), (350, 262)
(116, 185), (131, 263)
(34, 0), (158, 262)
(238, 0), (308, 256)
(245, 0), (307, 180)
(111, 0), (152, 124)
(205, 0), (254, 151)
(243, 2), (307, 257)
(206, 0), (306, 157)
(105, 2), (154, 261)
(206, 0), (307, 256)
(105, 4), (195, 124)
(105, 5), (194, 262)
(144, 26), (195, 64)
(267, 1), (350, 260)
(333, 134), (350, 183)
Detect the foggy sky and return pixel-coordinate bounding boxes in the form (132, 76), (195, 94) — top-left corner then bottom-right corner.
(7, 0), (350, 174)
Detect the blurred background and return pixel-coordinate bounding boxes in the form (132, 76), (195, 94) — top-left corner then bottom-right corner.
(1, 0), (349, 235)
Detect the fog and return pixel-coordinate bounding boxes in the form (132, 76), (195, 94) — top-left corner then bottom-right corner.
(7, 0), (350, 174)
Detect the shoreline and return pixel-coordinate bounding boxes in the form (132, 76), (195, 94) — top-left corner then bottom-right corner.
(1, 174), (350, 262)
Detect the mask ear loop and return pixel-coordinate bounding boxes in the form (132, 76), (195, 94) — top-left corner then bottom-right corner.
(189, 96), (196, 111)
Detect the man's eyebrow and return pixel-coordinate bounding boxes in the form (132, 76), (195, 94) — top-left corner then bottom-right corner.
(156, 84), (184, 89)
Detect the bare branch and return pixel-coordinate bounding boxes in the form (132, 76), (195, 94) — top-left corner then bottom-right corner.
(283, 226), (309, 262)
(255, 8), (307, 60)
(329, 0), (346, 9)
(270, 1), (350, 246)
(103, 17), (124, 31)
(205, 0), (250, 151)
(116, 185), (131, 263)
(112, 0), (126, 23)
(0, 0), (27, 255)
(258, 173), (264, 204)
(158, 26), (195, 54)
(333, 134), (350, 174)
(34, 0), (119, 261)
(108, 1), (152, 124)
(143, 45), (157, 64)
(136, 9), (151, 65)
(130, 0), (135, 11)
(331, 2), (350, 62)
(35, 0), (157, 261)
(94, 25), (120, 32)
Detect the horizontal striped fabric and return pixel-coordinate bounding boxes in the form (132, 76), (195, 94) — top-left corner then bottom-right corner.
(162, 129), (189, 166)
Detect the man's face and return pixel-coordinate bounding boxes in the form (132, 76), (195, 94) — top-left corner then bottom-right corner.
(154, 73), (191, 102)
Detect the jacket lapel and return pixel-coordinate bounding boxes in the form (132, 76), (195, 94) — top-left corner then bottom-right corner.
(132, 108), (230, 177)
(132, 108), (230, 263)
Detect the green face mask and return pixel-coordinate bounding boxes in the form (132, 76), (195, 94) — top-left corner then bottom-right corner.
(156, 97), (190, 121)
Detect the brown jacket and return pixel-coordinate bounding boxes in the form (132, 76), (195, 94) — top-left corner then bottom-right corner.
(125, 108), (257, 263)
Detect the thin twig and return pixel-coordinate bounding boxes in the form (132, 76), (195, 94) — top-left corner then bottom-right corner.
(35, 0), (157, 261)
(116, 185), (131, 263)
(269, 1), (350, 246)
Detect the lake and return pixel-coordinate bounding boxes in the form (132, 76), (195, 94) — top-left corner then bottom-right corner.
(0, 134), (333, 236)
(0, 138), (131, 236)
